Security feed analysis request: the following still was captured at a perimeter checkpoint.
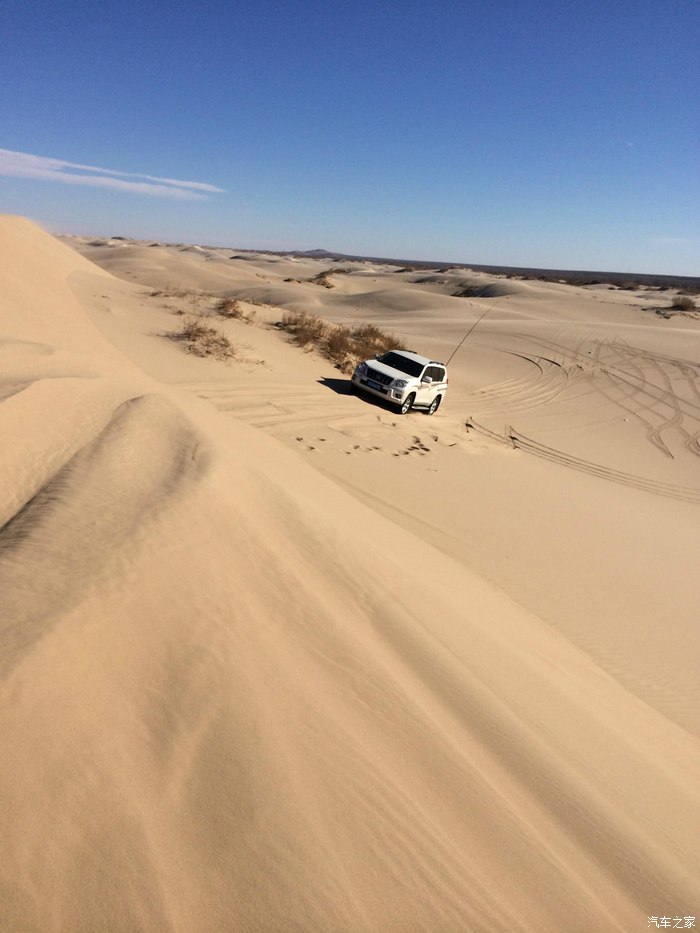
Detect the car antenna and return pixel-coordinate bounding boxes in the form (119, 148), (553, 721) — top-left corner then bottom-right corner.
(445, 294), (509, 365)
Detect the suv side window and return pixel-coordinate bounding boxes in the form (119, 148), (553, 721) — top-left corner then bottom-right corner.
(432, 367), (445, 384)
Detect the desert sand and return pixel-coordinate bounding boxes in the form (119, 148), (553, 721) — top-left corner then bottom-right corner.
(1, 215), (698, 931)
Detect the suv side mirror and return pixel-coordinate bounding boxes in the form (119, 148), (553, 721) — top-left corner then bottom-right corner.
(421, 375), (433, 384)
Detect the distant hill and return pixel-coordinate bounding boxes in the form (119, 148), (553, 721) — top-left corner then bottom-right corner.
(296, 248), (336, 258)
(270, 249), (699, 291)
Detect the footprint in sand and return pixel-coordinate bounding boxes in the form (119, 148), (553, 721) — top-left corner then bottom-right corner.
(412, 436), (431, 452)
(346, 444), (379, 455)
(391, 441), (433, 457)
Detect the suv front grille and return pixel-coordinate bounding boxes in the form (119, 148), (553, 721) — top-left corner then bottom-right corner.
(365, 366), (394, 386)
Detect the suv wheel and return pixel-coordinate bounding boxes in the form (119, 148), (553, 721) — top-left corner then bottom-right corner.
(399, 393), (415, 415)
(426, 395), (442, 416)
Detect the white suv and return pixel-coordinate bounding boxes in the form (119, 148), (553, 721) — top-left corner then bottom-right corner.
(351, 350), (448, 415)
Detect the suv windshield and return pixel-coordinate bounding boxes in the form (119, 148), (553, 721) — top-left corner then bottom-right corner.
(376, 352), (424, 378)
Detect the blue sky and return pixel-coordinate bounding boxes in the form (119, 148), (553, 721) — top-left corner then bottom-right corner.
(1, 0), (697, 274)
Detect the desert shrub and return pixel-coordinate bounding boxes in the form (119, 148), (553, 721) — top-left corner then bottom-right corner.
(176, 318), (236, 360)
(281, 309), (329, 346)
(350, 323), (383, 342)
(325, 328), (353, 359)
(349, 323), (400, 359)
(671, 294), (696, 311)
(216, 297), (243, 318)
(309, 268), (348, 288)
(212, 297), (257, 323)
(279, 310), (404, 371)
(333, 323), (404, 372)
(452, 283), (481, 298)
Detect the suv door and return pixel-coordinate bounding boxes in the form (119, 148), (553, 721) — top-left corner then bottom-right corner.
(415, 366), (439, 406)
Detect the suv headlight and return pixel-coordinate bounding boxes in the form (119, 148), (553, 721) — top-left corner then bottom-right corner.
(392, 379), (408, 388)
(355, 361), (368, 376)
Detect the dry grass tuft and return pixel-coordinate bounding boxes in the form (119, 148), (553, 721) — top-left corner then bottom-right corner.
(281, 309), (330, 347)
(308, 268), (348, 288)
(216, 297), (244, 318)
(176, 318), (237, 361)
(671, 294), (696, 311)
(312, 271), (335, 288)
(280, 310), (404, 372)
(215, 298), (257, 324)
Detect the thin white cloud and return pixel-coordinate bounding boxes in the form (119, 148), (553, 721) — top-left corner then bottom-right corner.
(0, 148), (225, 200)
(650, 236), (693, 246)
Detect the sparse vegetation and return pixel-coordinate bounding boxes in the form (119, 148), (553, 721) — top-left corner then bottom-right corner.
(175, 318), (237, 361)
(215, 298), (258, 323)
(452, 282), (482, 298)
(150, 285), (206, 302)
(215, 297), (243, 318)
(309, 268), (349, 288)
(281, 309), (329, 347)
(279, 310), (404, 372)
(671, 294), (696, 311)
(653, 293), (700, 318)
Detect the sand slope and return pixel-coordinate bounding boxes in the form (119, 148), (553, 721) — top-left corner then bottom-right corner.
(1, 218), (699, 931)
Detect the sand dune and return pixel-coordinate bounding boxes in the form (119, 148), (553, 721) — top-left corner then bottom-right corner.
(2, 216), (699, 931)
